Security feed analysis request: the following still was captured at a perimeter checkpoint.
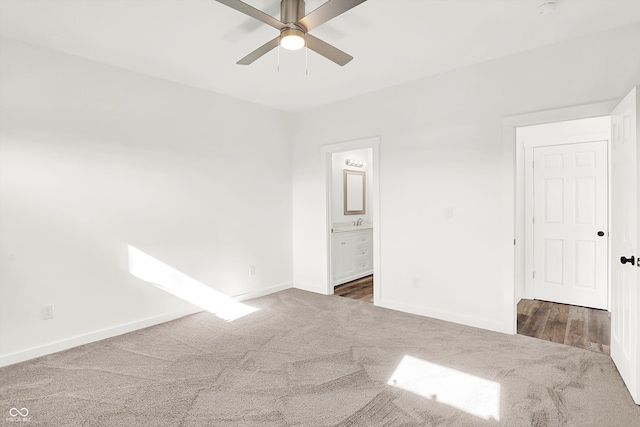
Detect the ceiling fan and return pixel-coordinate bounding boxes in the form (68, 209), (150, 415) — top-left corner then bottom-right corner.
(215, 0), (367, 66)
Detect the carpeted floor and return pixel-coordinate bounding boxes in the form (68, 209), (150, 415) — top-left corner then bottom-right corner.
(1, 288), (638, 426)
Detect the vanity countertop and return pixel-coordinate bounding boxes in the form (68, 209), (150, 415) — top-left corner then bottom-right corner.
(332, 225), (373, 233)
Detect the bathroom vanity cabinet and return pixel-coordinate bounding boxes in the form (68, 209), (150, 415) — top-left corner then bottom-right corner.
(332, 227), (373, 286)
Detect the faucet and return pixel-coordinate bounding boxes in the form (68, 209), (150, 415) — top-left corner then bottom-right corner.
(356, 218), (363, 226)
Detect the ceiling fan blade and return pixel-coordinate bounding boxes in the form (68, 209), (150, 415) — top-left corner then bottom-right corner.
(298, 0), (367, 32)
(236, 37), (280, 65)
(215, 0), (284, 30)
(236, 2), (282, 33)
(305, 34), (353, 66)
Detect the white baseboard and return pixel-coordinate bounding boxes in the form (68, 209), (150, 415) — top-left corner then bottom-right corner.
(233, 282), (292, 301)
(0, 307), (201, 368)
(376, 298), (513, 335)
(0, 282), (293, 368)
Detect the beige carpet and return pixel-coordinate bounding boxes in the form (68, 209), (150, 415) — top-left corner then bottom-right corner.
(1, 288), (638, 426)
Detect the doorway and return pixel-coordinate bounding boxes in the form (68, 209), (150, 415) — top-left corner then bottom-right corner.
(517, 117), (611, 308)
(515, 116), (612, 352)
(321, 137), (380, 304)
(330, 148), (374, 299)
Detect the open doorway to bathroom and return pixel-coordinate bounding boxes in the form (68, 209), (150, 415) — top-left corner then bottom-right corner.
(322, 137), (380, 305)
(331, 148), (374, 303)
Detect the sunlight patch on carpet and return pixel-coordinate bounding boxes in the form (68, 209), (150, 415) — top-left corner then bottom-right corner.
(387, 355), (501, 421)
(128, 245), (259, 322)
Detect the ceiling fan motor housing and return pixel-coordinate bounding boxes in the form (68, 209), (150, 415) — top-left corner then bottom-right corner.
(281, 0), (305, 26)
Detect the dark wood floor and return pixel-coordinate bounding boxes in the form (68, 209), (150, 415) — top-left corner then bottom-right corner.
(518, 299), (610, 355)
(334, 275), (373, 303)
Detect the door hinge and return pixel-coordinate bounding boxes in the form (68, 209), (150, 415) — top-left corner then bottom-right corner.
(532, 271), (536, 279)
(532, 216), (535, 224)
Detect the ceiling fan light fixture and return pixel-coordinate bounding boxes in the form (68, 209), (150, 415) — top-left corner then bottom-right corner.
(280, 28), (305, 50)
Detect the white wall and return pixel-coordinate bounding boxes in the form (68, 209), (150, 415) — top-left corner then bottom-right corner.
(331, 148), (372, 225)
(291, 24), (640, 333)
(2, 23), (639, 365)
(0, 38), (292, 364)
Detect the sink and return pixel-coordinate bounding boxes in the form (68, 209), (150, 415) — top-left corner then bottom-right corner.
(332, 224), (373, 233)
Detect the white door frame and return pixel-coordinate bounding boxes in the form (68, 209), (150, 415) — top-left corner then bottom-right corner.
(503, 99), (619, 334)
(519, 118), (611, 309)
(321, 136), (381, 305)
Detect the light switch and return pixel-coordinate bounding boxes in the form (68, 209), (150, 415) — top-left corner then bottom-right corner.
(445, 207), (454, 219)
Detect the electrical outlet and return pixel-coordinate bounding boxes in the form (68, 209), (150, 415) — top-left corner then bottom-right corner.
(412, 278), (419, 288)
(42, 304), (54, 320)
(250, 265), (256, 276)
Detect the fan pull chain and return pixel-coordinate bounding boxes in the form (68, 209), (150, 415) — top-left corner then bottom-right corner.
(277, 44), (280, 72)
(305, 44), (308, 76)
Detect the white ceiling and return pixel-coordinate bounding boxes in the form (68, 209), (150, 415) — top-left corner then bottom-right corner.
(1, 0), (640, 112)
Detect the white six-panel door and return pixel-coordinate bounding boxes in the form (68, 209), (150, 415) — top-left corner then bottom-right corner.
(610, 87), (639, 405)
(533, 141), (608, 309)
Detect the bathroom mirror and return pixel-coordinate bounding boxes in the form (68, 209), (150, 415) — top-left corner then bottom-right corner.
(344, 170), (366, 215)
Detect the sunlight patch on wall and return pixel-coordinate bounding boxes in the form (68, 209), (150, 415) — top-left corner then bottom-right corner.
(127, 245), (258, 322)
(387, 355), (501, 421)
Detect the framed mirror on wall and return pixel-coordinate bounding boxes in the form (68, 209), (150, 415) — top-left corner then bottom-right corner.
(344, 169), (366, 215)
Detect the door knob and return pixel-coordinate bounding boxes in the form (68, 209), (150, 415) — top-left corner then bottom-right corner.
(620, 256), (636, 266)
(597, 231), (605, 237)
